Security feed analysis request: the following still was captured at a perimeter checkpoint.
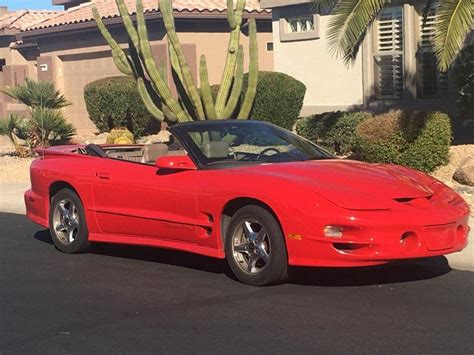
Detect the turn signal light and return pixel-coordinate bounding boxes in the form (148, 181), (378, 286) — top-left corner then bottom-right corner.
(324, 225), (343, 238)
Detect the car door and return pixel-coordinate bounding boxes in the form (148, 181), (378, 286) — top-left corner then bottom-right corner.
(91, 157), (198, 244)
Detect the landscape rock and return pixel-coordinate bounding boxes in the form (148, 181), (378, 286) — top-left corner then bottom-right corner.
(453, 157), (474, 187)
(137, 130), (171, 144)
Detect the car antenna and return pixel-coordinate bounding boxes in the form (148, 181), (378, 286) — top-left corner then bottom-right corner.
(41, 95), (45, 159)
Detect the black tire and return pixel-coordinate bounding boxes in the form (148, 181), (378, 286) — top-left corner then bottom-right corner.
(49, 188), (90, 254)
(225, 205), (288, 286)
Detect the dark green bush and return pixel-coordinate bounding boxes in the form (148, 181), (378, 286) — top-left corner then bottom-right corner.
(454, 43), (474, 120)
(355, 110), (451, 172)
(241, 71), (306, 130)
(295, 111), (371, 154)
(84, 76), (159, 137)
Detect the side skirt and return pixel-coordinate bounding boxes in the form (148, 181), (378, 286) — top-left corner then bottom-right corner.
(88, 232), (225, 259)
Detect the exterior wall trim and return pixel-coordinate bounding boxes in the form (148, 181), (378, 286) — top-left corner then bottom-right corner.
(20, 11), (271, 39)
(261, 0), (311, 8)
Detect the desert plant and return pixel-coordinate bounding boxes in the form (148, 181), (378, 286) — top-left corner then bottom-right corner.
(0, 79), (75, 155)
(1, 78), (69, 109)
(241, 71), (306, 130)
(93, 0), (258, 123)
(454, 43), (474, 120)
(84, 76), (159, 137)
(106, 127), (135, 145)
(355, 110), (451, 172)
(29, 108), (76, 146)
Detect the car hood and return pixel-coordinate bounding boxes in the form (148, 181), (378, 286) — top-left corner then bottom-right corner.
(229, 160), (435, 210)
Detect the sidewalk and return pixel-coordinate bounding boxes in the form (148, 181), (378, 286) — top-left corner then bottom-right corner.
(1, 182), (472, 271)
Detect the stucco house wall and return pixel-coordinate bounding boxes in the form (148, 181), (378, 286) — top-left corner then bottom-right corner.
(262, 0), (464, 116)
(271, 6), (364, 115)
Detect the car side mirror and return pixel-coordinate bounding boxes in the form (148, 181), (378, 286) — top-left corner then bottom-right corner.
(155, 155), (197, 170)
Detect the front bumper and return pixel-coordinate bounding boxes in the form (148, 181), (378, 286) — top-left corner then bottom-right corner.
(286, 209), (470, 268)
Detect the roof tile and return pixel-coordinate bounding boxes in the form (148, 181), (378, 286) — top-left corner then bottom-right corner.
(0, 10), (59, 31)
(27, 0), (270, 31)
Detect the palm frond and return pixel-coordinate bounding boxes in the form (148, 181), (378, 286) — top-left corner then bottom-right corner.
(1, 79), (70, 109)
(30, 108), (76, 145)
(434, 0), (473, 72)
(326, 0), (388, 64)
(0, 114), (26, 146)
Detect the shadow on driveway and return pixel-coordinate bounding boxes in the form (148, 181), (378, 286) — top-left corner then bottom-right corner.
(33, 228), (451, 287)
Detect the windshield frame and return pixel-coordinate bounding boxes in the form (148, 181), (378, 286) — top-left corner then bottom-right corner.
(169, 120), (335, 170)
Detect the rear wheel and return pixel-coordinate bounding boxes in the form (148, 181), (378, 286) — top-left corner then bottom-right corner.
(49, 188), (90, 254)
(225, 205), (288, 286)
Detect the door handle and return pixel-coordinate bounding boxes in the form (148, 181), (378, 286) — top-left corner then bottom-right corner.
(96, 172), (111, 180)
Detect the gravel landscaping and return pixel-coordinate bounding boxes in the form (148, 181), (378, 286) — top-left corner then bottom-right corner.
(1, 136), (473, 216)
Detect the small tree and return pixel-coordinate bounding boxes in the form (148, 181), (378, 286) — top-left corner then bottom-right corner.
(0, 79), (75, 155)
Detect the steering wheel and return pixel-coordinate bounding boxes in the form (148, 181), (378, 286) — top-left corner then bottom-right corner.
(256, 147), (281, 160)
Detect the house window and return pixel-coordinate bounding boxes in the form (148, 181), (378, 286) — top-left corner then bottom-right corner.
(266, 42), (274, 52)
(416, 10), (449, 98)
(373, 7), (404, 100)
(287, 16), (314, 33)
(278, 5), (320, 42)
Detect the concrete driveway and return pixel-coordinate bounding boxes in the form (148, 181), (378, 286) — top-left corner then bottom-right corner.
(1, 182), (472, 271)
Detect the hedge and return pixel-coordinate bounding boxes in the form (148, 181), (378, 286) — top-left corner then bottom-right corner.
(84, 76), (159, 137)
(295, 111), (371, 154)
(355, 110), (451, 172)
(241, 71), (306, 130)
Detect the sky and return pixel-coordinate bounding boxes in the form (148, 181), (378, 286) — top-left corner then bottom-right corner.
(0, 0), (62, 11)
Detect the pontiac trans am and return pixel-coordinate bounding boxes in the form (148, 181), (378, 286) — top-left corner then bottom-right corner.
(25, 120), (470, 285)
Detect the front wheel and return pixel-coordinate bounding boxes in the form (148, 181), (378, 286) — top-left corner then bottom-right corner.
(225, 205), (288, 286)
(49, 188), (90, 254)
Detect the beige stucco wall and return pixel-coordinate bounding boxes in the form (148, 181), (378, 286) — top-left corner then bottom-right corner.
(271, 8), (364, 115)
(18, 20), (273, 132)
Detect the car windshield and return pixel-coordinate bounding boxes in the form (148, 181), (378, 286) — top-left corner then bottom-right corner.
(172, 120), (334, 167)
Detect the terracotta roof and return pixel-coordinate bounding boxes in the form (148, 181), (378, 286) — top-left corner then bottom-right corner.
(0, 10), (59, 31)
(26, 0), (271, 31)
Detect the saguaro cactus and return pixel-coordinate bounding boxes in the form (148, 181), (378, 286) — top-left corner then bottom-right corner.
(93, 0), (259, 123)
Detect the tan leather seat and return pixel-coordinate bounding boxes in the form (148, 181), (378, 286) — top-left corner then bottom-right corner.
(202, 141), (230, 159)
(141, 144), (169, 164)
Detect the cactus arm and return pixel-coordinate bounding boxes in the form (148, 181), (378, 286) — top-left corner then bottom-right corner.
(161, 0), (205, 120)
(227, 0), (236, 29)
(215, 0), (246, 116)
(136, 0), (190, 122)
(92, 7), (132, 75)
(115, 0), (140, 50)
(199, 55), (217, 120)
(238, 18), (258, 119)
(137, 77), (165, 121)
(222, 45), (244, 119)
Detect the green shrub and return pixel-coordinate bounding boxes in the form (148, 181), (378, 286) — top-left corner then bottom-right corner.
(295, 111), (371, 154)
(355, 110), (451, 172)
(84, 76), (159, 137)
(454, 43), (474, 120)
(241, 71), (306, 130)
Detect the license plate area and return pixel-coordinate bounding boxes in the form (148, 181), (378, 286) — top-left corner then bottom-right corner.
(422, 224), (456, 251)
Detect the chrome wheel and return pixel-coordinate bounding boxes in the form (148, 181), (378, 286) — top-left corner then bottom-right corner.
(231, 219), (271, 275)
(52, 199), (80, 245)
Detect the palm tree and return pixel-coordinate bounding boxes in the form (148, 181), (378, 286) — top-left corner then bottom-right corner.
(313, 0), (473, 71)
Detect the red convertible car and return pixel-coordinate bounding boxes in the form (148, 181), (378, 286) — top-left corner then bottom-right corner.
(25, 120), (470, 285)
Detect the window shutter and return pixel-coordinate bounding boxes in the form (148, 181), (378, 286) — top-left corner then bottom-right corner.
(417, 10), (449, 98)
(374, 7), (404, 99)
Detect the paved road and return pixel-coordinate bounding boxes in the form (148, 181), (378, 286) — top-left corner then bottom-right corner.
(1, 213), (473, 354)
